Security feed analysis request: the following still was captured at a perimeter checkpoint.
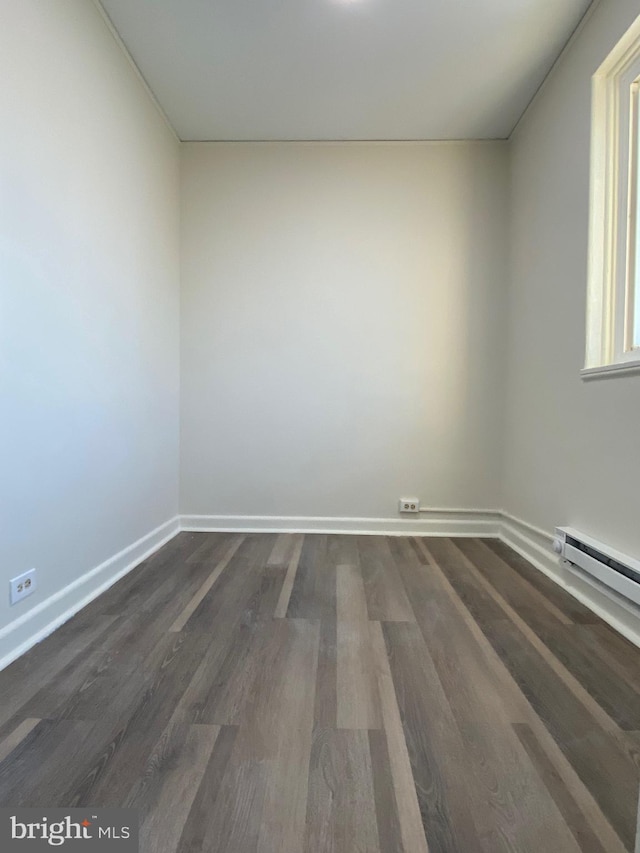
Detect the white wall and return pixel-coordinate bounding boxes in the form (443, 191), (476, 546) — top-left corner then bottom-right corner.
(0, 0), (180, 654)
(504, 0), (640, 556)
(180, 142), (509, 520)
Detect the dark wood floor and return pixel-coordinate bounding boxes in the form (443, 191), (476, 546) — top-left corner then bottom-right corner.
(0, 533), (638, 852)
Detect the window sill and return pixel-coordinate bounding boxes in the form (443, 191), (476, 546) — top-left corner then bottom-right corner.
(581, 360), (640, 379)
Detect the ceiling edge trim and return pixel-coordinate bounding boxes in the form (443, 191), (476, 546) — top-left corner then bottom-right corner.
(91, 0), (181, 143)
(508, 0), (603, 141)
(180, 138), (510, 145)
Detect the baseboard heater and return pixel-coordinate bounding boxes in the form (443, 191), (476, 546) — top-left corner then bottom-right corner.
(554, 527), (640, 607)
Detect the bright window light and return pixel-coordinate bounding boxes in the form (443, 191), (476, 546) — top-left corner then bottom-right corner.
(585, 13), (640, 374)
(633, 81), (640, 349)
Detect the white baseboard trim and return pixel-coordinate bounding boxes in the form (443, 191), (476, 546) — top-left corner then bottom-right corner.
(0, 516), (181, 672)
(499, 514), (640, 648)
(3, 508), (638, 672)
(180, 510), (503, 537)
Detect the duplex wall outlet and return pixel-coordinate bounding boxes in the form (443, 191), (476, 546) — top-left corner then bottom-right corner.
(399, 498), (420, 513)
(10, 569), (37, 606)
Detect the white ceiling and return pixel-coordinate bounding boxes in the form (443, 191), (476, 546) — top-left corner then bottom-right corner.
(98, 0), (593, 141)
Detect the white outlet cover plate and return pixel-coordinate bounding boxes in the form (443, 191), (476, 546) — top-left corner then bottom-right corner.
(10, 569), (37, 606)
(399, 498), (420, 513)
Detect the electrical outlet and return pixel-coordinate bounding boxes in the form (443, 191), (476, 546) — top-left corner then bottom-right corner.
(10, 569), (37, 606)
(399, 498), (420, 513)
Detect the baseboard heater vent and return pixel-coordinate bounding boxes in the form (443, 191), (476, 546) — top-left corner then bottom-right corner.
(554, 527), (640, 607)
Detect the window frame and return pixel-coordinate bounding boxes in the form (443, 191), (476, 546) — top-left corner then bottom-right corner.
(584, 14), (640, 378)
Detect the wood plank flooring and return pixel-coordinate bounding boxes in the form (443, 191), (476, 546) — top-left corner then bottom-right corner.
(0, 532), (638, 852)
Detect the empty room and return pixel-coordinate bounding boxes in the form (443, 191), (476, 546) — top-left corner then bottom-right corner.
(2, 0), (640, 851)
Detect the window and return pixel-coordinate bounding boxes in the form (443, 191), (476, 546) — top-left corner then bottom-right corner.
(630, 79), (640, 350)
(585, 14), (640, 376)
